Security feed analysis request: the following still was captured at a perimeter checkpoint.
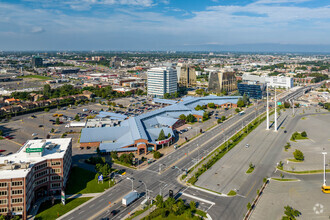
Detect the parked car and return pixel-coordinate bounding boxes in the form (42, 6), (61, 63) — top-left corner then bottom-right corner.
(32, 133), (38, 137)
(5, 136), (13, 139)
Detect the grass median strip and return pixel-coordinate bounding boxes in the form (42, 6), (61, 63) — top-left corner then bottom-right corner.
(35, 197), (92, 220)
(271, 178), (299, 182)
(246, 167), (255, 174)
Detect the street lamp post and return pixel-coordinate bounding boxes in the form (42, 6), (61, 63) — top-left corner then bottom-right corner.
(322, 152), (327, 186)
(127, 177), (134, 191)
(139, 180), (148, 199)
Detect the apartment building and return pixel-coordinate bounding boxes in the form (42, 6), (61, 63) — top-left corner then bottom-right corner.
(0, 138), (72, 219)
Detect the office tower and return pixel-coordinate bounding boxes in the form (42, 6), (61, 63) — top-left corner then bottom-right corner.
(110, 56), (122, 68)
(208, 72), (237, 94)
(31, 56), (43, 68)
(147, 67), (177, 98)
(177, 65), (196, 87)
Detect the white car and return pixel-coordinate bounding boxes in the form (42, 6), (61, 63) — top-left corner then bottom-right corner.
(32, 133), (38, 137)
(245, 144), (250, 148)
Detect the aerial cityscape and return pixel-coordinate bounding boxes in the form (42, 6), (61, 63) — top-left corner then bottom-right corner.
(0, 1), (330, 220)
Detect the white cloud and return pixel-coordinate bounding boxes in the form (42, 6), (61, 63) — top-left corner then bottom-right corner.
(31, 27), (45, 33)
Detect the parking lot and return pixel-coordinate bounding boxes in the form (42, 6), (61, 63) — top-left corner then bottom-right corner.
(0, 103), (106, 154)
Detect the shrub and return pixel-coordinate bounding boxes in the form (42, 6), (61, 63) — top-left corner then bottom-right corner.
(301, 131), (307, 137)
(293, 149), (304, 161)
(154, 151), (162, 159)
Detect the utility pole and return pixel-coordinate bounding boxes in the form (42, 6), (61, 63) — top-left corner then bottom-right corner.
(323, 152), (327, 186)
(266, 84), (269, 130)
(274, 87), (278, 132)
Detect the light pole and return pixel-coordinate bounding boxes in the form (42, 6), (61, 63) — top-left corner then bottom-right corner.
(322, 152), (327, 186)
(139, 180), (148, 199)
(266, 84), (269, 130)
(274, 86), (278, 132)
(127, 177), (134, 191)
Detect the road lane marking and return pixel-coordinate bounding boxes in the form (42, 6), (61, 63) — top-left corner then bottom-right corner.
(245, 180), (257, 197)
(180, 192), (215, 205)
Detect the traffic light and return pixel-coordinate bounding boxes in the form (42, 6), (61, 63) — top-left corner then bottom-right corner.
(169, 190), (174, 198)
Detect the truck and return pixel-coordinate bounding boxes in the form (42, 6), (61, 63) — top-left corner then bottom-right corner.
(122, 190), (139, 207)
(65, 122), (86, 128)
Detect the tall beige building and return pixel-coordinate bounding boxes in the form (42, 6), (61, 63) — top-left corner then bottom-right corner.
(208, 72), (237, 94)
(176, 65), (196, 87)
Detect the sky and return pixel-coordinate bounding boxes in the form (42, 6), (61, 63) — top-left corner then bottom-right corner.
(1, 0), (330, 51)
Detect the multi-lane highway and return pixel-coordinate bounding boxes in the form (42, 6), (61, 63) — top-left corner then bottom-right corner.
(59, 85), (319, 220)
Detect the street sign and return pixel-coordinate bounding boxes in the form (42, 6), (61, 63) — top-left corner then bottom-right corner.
(61, 190), (65, 205)
(98, 174), (103, 182)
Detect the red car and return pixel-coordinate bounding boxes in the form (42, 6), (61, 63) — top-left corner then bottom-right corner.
(0, 150), (6, 153)
(5, 136), (13, 140)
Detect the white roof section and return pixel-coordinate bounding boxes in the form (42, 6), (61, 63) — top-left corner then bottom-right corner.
(0, 138), (72, 179)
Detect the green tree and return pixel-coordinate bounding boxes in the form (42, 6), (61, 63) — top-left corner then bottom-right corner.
(301, 131), (307, 137)
(110, 151), (118, 160)
(293, 149), (304, 161)
(237, 98), (245, 107)
(221, 115), (226, 121)
(203, 111), (209, 121)
(195, 105), (203, 111)
(50, 128), (54, 133)
(174, 91), (179, 98)
(43, 84), (51, 97)
(207, 103), (216, 108)
(164, 93), (171, 99)
(155, 195), (164, 208)
(44, 108), (49, 112)
(217, 118), (222, 124)
(158, 129), (166, 141)
(235, 108), (240, 113)
(284, 102), (291, 108)
(242, 93), (249, 105)
(0, 130), (3, 136)
(179, 114), (186, 121)
(100, 163), (111, 177)
(186, 114), (196, 123)
(154, 151), (162, 159)
(168, 133), (171, 138)
(74, 114), (80, 121)
(282, 205), (301, 220)
(189, 201), (196, 211)
(55, 117), (60, 125)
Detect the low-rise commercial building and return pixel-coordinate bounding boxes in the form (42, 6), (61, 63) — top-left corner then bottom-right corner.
(80, 96), (239, 154)
(0, 138), (72, 220)
(238, 82), (266, 99)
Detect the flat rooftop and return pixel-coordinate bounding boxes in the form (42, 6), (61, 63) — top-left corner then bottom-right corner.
(0, 138), (72, 179)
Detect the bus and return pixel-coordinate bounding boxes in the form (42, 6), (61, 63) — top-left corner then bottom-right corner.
(322, 185), (330, 193)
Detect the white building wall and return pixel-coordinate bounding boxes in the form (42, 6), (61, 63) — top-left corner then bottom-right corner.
(147, 67), (177, 97)
(242, 74), (293, 89)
